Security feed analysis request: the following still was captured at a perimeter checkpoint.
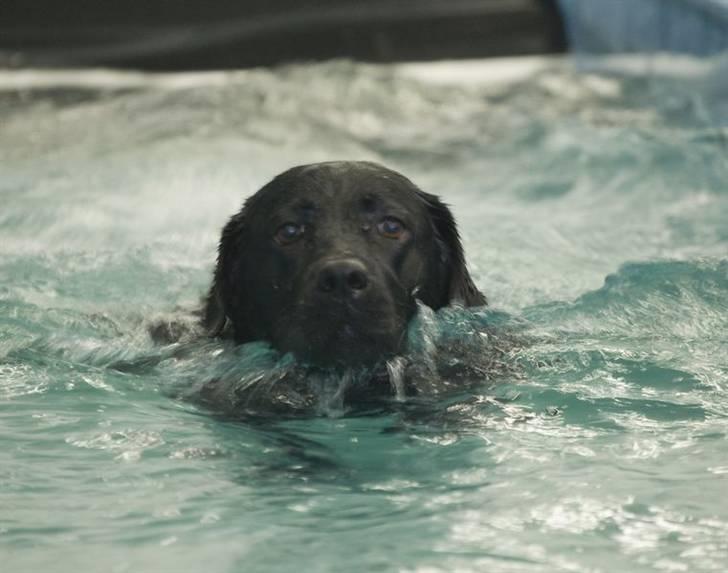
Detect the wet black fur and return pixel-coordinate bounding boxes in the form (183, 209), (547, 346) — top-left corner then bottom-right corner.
(201, 161), (485, 366)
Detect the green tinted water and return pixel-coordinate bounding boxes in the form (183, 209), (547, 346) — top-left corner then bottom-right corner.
(1, 57), (727, 572)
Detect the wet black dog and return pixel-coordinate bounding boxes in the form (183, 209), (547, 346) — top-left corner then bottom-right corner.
(202, 161), (486, 366)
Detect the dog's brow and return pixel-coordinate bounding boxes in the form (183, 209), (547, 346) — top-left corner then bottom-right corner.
(360, 195), (377, 212)
(294, 200), (317, 214)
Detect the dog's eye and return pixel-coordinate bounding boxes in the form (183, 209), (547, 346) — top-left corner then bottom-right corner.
(377, 217), (406, 239)
(274, 223), (304, 245)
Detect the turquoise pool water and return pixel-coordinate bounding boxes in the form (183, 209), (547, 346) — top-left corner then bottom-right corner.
(1, 56), (727, 572)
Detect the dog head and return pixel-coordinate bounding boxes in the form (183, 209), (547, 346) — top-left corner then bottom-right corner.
(204, 161), (485, 366)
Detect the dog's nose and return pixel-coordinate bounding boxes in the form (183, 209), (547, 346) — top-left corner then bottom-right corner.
(316, 259), (369, 298)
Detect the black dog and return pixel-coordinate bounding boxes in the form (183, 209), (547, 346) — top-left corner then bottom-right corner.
(202, 161), (485, 367)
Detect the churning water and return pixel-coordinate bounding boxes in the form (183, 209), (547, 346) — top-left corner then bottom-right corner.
(1, 56), (727, 572)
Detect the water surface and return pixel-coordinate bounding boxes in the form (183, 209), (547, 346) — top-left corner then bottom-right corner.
(1, 56), (728, 572)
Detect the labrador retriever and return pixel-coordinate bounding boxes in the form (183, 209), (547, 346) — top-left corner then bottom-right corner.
(202, 161), (486, 367)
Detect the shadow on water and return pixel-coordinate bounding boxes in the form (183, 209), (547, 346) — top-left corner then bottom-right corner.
(189, 393), (520, 488)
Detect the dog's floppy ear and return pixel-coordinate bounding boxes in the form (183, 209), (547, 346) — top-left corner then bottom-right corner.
(418, 190), (487, 308)
(202, 209), (247, 338)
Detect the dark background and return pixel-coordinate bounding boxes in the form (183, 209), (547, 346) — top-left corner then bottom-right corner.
(0, 0), (566, 69)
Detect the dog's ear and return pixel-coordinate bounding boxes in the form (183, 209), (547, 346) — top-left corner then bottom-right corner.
(202, 209), (247, 338)
(418, 190), (487, 308)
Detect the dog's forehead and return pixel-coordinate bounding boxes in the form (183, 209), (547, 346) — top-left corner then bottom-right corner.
(257, 163), (425, 214)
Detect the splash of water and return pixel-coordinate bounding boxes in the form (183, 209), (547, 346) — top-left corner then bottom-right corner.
(386, 356), (407, 401)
